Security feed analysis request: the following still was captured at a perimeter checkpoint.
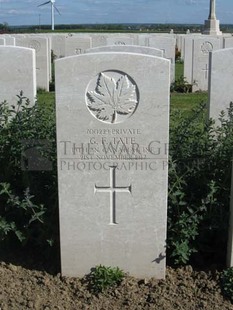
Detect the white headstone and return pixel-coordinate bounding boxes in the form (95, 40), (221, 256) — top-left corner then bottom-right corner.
(177, 35), (185, 60)
(85, 45), (164, 57)
(148, 36), (176, 81)
(208, 48), (233, 124)
(4, 36), (15, 46)
(106, 36), (134, 46)
(223, 37), (233, 49)
(192, 37), (221, 91)
(0, 38), (5, 45)
(0, 46), (36, 105)
(183, 37), (193, 84)
(35, 34), (52, 81)
(51, 35), (66, 58)
(90, 34), (137, 48)
(227, 161), (233, 267)
(15, 36), (50, 91)
(90, 34), (107, 47)
(64, 35), (92, 56)
(56, 52), (170, 278)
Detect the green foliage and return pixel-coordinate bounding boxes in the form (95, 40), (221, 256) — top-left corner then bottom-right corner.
(175, 47), (181, 60)
(0, 92), (57, 251)
(0, 22), (9, 32)
(170, 75), (193, 93)
(221, 267), (233, 302)
(167, 102), (233, 265)
(175, 47), (183, 64)
(0, 182), (45, 243)
(1, 89), (233, 270)
(88, 265), (125, 293)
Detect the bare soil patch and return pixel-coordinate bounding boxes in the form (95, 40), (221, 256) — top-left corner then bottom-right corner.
(0, 261), (233, 310)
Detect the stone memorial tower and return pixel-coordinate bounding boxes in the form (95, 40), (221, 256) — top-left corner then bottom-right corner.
(203, 0), (222, 35)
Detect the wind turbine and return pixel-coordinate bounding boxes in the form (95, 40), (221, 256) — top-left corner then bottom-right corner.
(38, 0), (61, 31)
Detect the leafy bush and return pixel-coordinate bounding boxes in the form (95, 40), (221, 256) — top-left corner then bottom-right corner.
(0, 92), (57, 253)
(175, 46), (181, 61)
(221, 267), (233, 302)
(0, 182), (45, 243)
(170, 75), (193, 93)
(88, 265), (125, 294)
(167, 102), (233, 266)
(1, 91), (233, 270)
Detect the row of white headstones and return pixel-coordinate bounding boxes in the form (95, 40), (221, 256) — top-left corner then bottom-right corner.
(0, 33), (177, 92)
(1, 33), (233, 278)
(1, 32), (233, 94)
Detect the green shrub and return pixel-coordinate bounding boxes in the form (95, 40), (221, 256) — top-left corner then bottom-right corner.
(221, 267), (233, 302)
(88, 265), (125, 293)
(175, 46), (181, 61)
(1, 91), (233, 269)
(0, 92), (57, 252)
(0, 182), (45, 243)
(167, 102), (233, 265)
(170, 75), (193, 93)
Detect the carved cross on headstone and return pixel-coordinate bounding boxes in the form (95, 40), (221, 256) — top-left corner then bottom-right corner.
(202, 64), (208, 79)
(94, 166), (132, 225)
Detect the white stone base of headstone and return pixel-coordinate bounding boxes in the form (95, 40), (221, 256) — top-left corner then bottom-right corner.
(203, 19), (222, 36)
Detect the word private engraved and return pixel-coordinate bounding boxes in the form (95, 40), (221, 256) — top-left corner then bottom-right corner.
(86, 71), (139, 124)
(94, 166), (132, 225)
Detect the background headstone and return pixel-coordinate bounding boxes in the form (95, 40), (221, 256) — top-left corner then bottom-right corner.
(0, 38), (5, 45)
(106, 36), (134, 46)
(208, 48), (233, 124)
(51, 35), (66, 58)
(64, 35), (92, 56)
(192, 37), (221, 91)
(4, 36), (15, 46)
(147, 36), (176, 81)
(85, 45), (164, 57)
(56, 52), (170, 278)
(0, 46), (36, 105)
(15, 36), (50, 91)
(183, 37), (193, 84)
(224, 37), (233, 49)
(227, 161), (233, 267)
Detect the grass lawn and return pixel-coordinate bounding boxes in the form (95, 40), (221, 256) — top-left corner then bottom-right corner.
(37, 90), (55, 108)
(175, 62), (184, 80)
(172, 62), (208, 116)
(170, 92), (208, 114)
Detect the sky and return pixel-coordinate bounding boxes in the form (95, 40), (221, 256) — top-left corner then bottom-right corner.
(0, 0), (233, 27)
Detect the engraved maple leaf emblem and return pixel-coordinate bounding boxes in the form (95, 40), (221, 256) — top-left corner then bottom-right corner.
(86, 72), (138, 123)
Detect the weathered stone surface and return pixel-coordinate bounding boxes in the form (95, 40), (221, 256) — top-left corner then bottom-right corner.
(15, 36), (49, 91)
(85, 45), (164, 57)
(64, 35), (92, 56)
(192, 37), (221, 91)
(0, 46), (36, 105)
(148, 36), (176, 81)
(208, 48), (233, 124)
(56, 52), (170, 278)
